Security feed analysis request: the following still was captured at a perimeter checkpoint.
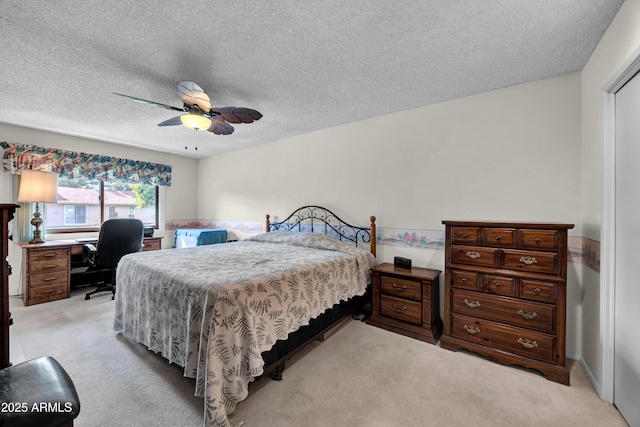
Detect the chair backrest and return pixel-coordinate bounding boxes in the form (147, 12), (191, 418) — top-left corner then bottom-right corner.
(95, 218), (144, 268)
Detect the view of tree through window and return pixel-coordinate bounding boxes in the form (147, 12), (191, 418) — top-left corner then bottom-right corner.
(45, 176), (158, 231)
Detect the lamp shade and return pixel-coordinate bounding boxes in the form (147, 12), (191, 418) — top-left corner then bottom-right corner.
(180, 113), (212, 131)
(17, 170), (59, 203)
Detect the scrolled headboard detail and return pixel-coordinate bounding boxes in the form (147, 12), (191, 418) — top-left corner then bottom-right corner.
(266, 205), (376, 257)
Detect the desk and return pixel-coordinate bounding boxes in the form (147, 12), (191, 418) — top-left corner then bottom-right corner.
(19, 237), (162, 306)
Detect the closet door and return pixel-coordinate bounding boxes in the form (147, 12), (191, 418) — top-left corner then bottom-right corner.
(614, 69), (640, 427)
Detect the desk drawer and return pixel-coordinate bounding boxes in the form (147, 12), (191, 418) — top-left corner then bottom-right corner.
(29, 258), (68, 274)
(26, 283), (68, 305)
(29, 271), (68, 287)
(29, 248), (68, 262)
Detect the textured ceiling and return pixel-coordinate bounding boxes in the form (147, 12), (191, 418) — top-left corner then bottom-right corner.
(0, 1), (624, 159)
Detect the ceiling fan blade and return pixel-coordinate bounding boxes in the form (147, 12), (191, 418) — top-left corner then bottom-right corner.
(214, 107), (262, 124)
(157, 116), (183, 126)
(177, 81), (211, 112)
(114, 93), (183, 112)
(208, 120), (235, 135)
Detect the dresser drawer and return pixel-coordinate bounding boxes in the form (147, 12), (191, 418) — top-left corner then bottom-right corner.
(519, 229), (558, 251)
(452, 227), (481, 245)
(451, 314), (556, 363)
(483, 228), (516, 248)
(26, 283), (68, 305)
(502, 249), (558, 275)
(29, 270), (68, 287)
(380, 295), (422, 325)
(29, 258), (68, 274)
(483, 275), (516, 297)
(451, 270), (479, 291)
(451, 289), (555, 333)
(521, 279), (557, 303)
(451, 245), (499, 268)
(380, 276), (422, 301)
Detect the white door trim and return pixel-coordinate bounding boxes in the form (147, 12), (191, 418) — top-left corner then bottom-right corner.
(601, 44), (640, 403)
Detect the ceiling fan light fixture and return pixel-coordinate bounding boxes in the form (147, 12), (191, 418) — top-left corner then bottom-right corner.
(180, 113), (212, 131)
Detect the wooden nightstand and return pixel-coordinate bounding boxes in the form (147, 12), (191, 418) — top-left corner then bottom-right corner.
(368, 263), (442, 344)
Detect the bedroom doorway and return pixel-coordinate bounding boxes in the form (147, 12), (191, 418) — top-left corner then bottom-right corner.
(603, 46), (640, 427)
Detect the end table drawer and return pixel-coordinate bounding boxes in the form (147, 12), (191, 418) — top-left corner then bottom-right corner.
(380, 295), (422, 325)
(380, 276), (422, 300)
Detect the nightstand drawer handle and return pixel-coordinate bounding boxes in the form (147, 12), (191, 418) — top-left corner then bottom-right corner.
(517, 309), (538, 320)
(392, 304), (407, 313)
(463, 298), (481, 308)
(519, 256), (537, 265)
(463, 324), (480, 335)
(465, 251), (481, 259)
(517, 337), (538, 349)
(392, 283), (407, 292)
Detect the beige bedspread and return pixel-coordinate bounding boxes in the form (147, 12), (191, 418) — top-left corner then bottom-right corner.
(113, 231), (376, 427)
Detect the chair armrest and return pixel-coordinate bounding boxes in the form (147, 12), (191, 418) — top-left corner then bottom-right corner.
(83, 243), (97, 266)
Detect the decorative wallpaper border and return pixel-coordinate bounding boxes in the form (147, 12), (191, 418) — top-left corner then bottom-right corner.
(165, 220), (601, 273)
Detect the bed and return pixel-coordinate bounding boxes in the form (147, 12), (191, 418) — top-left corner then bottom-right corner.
(113, 206), (377, 427)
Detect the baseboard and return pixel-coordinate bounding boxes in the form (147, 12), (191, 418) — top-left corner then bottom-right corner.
(568, 353), (602, 398)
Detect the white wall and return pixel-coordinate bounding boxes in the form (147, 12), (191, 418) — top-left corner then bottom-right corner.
(198, 72), (583, 355)
(580, 0), (640, 394)
(0, 123), (199, 294)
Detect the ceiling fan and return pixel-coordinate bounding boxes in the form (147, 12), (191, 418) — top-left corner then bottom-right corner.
(114, 81), (262, 138)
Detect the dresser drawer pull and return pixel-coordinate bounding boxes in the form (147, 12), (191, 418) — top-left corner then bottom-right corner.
(517, 337), (539, 349)
(519, 256), (538, 265)
(535, 237), (541, 243)
(463, 324), (481, 335)
(462, 233), (468, 238)
(391, 304), (407, 313)
(463, 298), (481, 308)
(465, 251), (481, 259)
(392, 283), (407, 292)
(534, 287), (541, 294)
(495, 235), (502, 241)
(461, 277), (467, 282)
(494, 282), (502, 288)
(517, 309), (538, 320)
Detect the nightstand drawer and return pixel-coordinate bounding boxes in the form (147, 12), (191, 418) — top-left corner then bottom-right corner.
(451, 314), (555, 363)
(380, 276), (422, 301)
(380, 295), (422, 325)
(451, 289), (555, 333)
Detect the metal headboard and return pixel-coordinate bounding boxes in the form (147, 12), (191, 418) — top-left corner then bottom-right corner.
(265, 205), (376, 257)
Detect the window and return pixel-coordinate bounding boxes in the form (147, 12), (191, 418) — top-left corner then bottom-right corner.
(45, 176), (158, 232)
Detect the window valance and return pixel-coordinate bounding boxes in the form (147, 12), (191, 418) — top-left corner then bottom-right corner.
(0, 142), (172, 186)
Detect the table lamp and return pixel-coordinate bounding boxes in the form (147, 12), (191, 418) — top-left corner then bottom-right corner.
(17, 170), (59, 244)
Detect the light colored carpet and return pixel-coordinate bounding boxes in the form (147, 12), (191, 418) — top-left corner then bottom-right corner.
(9, 288), (628, 427)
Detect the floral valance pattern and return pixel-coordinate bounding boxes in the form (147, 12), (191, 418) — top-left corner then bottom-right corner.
(0, 142), (172, 186)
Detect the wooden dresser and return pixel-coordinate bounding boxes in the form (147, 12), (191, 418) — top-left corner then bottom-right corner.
(440, 220), (574, 384)
(20, 236), (162, 306)
(368, 263), (442, 344)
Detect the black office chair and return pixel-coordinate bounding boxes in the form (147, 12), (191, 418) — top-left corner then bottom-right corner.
(83, 218), (144, 300)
